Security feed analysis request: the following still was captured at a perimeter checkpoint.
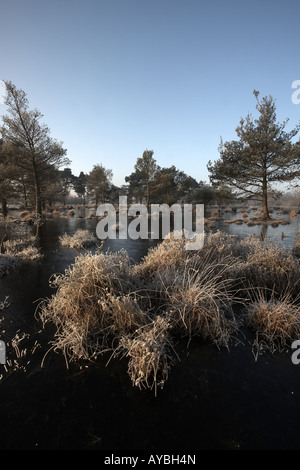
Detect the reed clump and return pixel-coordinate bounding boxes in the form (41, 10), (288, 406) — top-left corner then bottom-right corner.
(0, 231), (42, 276)
(230, 238), (300, 299)
(38, 249), (150, 362)
(245, 289), (300, 353)
(59, 229), (97, 250)
(3, 237), (42, 260)
(114, 316), (175, 396)
(141, 240), (239, 347)
(134, 232), (187, 279)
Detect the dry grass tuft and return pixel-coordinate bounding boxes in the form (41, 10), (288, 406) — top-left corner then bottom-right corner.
(38, 249), (149, 365)
(115, 316), (174, 396)
(59, 229), (97, 250)
(134, 233), (187, 279)
(3, 237), (42, 260)
(230, 239), (300, 299)
(245, 289), (300, 354)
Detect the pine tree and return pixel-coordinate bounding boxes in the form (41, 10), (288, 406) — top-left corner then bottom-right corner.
(207, 90), (300, 220)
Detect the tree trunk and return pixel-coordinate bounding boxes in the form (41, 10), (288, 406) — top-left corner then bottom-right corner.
(22, 183), (28, 208)
(32, 164), (42, 217)
(261, 177), (270, 220)
(261, 160), (270, 220)
(146, 181), (150, 209)
(2, 199), (8, 219)
(34, 179), (42, 216)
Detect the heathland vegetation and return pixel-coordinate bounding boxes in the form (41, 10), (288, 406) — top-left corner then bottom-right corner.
(0, 81), (300, 394)
(37, 231), (300, 395)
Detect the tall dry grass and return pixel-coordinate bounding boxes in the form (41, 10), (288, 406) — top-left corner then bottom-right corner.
(245, 289), (300, 354)
(38, 249), (150, 363)
(141, 244), (239, 347)
(38, 229), (300, 393)
(114, 316), (175, 396)
(3, 237), (42, 260)
(230, 238), (300, 299)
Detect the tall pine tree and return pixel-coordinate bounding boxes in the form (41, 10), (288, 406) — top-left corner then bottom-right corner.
(207, 90), (300, 220)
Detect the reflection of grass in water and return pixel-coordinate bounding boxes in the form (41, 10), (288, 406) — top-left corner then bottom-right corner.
(0, 254), (18, 278)
(38, 230), (300, 394)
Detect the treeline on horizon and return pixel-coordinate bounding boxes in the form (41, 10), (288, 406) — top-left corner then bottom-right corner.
(0, 81), (299, 221)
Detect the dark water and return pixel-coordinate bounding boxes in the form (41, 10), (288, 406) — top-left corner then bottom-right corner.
(0, 208), (300, 450)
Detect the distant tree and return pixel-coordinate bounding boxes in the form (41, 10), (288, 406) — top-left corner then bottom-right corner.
(107, 184), (121, 204)
(59, 167), (74, 205)
(185, 184), (215, 206)
(211, 184), (235, 211)
(40, 166), (65, 207)
(16, 170), (31, 208)
(151, 165), (199, 204)
(126, 150), (158, 207)
(0, 81), (69, 217)
(73, 171), (88, 205)
(125, 169), (145, 203)
(207, 90), (300, 220)
(87, 164), (112, 206)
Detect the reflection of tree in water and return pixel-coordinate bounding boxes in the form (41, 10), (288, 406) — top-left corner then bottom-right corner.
(260, 223), (268, 241)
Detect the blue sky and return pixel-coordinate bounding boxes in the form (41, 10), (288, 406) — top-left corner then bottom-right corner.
(1, 0), (299, 187)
